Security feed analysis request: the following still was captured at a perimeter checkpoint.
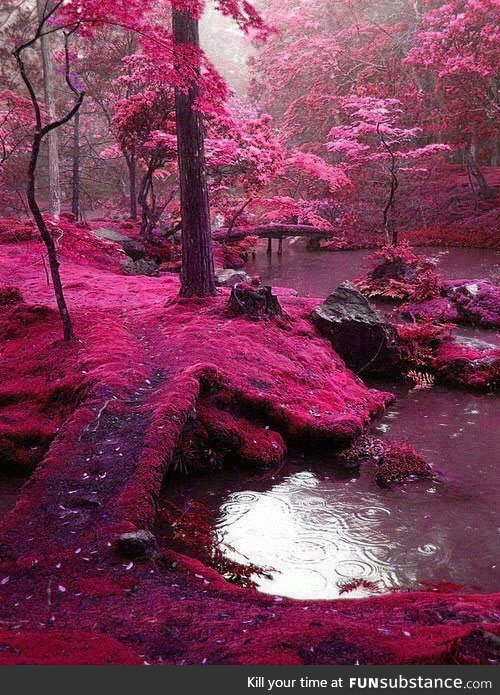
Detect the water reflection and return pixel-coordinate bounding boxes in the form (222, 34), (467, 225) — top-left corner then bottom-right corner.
(216, 470), (443, 599)
(160, 386), (498, 600)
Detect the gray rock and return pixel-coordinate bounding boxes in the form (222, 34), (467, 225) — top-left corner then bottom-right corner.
(124, 258), (159, 276)
(215, 268), (251, 287)
(116, 530), (157, 559)
(311, 282), (403, 374)
(93, 228), (146, 261)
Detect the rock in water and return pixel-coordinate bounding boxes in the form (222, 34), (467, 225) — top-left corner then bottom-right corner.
(311, 282), (402, 374)
(433, 336), (499, 390)
(338, 435), (434, 488)
(441, 279), (500, 329)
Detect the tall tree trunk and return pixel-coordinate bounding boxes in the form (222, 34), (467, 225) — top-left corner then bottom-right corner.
(173, 9), (216, 298)
(71, 109), (80, 219)
(37, 0), (61, 218)
(127, 146), (138, 220)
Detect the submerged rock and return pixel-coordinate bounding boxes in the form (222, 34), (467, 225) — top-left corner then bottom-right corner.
(312, 282), (403, 374)
(338, 435), (434, 488)
(374, 440), (434, 488)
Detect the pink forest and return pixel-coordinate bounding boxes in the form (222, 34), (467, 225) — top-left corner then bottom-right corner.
(0, 0), (498, 666)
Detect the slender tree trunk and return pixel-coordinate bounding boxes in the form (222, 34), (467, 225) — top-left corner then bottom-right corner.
(29, 133), (74, 340)
(464, 147), (493, 199)
(128, 146), (138, 220)
(14, 19), (84, 341)
(173, 9), (215, 297)
(71, 109), (80, 219)
(378, 124), (399, 245)
(37, 0), (61, 218)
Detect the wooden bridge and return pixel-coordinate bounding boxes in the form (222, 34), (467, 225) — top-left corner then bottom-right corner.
(212, 223), (337, 255)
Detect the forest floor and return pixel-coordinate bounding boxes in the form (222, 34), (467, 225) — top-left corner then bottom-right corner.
(0, 233), (498, 665)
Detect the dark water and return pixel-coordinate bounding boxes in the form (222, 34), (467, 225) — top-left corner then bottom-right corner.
(159, 244), (499, 599)
(245, 241), (500, 299)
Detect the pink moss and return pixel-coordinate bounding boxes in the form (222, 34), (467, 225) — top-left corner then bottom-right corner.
(401, 297), (460, 324)
(395, 321), (455, 369)
(0, 239), (497, 665)
(441, 279), (500, 329)
(0, 630), (143, 665)
(357, 244), (441, 301)
(338, 436), (434, 488)
(0, 301), (81, 470)
(0, 217), (34, 243)
(433, 339), (499, 390)
(197, 402), (286, 467)
(374, 440), (434, 488)
(0, 285), (23, 306)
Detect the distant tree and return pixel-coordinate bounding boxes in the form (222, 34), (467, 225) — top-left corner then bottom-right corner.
(327, 97), (450, 244)
(36, 0), (61, 218)
(406, 0), (499, 198)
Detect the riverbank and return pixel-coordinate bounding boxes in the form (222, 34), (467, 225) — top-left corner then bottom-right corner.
(0, 235), (498, 665)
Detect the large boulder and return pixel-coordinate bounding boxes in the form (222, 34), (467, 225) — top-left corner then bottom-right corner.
(312, 282), (403, 374)
(93, 227), (147, 261)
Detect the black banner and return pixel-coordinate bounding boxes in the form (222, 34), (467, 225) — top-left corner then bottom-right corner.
(0, 665), (497, 694)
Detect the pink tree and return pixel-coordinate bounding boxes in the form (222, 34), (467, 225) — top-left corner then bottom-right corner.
(327, 97), (450, 245)
(0, 90), (32, 212)
(405, 0), (499, 198)
(4, 0), (269, 335)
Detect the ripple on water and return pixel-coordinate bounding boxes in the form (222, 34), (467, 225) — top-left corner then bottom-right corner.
(334, 558), (377, 580)
(417, 543), (439, 556)
(354, 505), (392, 523)
(281, 535), (338, 565)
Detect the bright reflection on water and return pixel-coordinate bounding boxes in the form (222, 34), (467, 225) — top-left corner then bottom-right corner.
(160, 385), (498, 600)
